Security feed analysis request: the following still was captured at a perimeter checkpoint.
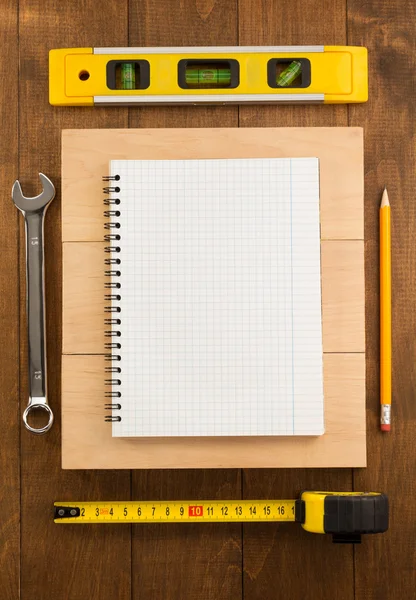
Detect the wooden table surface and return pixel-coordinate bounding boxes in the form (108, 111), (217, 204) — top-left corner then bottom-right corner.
(1, 0), (414, 598)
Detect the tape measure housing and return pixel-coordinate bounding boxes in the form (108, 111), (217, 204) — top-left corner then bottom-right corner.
(54, 492), (388, 543)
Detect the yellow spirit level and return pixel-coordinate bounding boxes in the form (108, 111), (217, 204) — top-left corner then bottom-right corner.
(54, 491), (388, 543)
(49, 46), (368, 107)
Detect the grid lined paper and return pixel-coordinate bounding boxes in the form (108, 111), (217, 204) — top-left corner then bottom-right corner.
(109, 158), (324, 437)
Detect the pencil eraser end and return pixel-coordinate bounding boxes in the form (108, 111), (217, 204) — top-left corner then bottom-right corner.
(380, 424), (391, 432)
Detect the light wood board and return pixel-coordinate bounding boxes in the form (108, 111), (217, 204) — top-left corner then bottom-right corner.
(61, 127), (365, 469)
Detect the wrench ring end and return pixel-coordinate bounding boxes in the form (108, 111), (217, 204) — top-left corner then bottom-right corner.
(23, 403), (54, 435)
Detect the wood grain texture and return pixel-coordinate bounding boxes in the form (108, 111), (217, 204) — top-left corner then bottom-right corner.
(63, 242), (105, 353)
(348, 0), (416, 598)
(1, 0), (409, 597)
(18, 0), (131, 599)
(62, 352), (365, 469)
(321, 241), (365, 352)
(0, 1), (19, 598)
(238, 1), (354, 599)
(128, 3), (241, 599)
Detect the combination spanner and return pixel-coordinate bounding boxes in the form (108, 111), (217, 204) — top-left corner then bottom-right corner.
(12, 173), (55, 434)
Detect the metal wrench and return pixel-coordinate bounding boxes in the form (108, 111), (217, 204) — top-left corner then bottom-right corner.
(12, 173), (56, 434)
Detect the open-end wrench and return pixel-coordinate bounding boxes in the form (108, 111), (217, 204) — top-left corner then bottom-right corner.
(12, 173), (56, 434)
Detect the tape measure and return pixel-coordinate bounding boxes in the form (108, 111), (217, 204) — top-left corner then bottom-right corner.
(49, 45), (368, 107)
(54, 491), (388, 543)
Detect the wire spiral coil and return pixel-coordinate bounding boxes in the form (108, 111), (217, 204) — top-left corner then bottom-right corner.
(103, 175), (122, 423)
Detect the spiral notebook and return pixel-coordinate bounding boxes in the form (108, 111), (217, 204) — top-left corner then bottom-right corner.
(104, 157), (324, 437)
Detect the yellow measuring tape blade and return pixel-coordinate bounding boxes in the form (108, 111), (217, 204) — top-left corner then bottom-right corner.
(54, 500), (296, 524)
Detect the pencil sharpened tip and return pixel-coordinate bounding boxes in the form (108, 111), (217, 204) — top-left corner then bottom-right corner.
(380, 188), (390, 208)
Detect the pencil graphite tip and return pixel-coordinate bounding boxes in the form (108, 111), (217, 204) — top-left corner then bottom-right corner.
(380, 187), (390, 208)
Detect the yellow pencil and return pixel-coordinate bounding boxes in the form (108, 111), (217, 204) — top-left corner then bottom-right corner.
(380, 188), (391, 431)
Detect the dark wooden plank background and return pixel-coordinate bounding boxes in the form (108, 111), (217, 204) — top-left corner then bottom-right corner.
(0, 0), (414, 598)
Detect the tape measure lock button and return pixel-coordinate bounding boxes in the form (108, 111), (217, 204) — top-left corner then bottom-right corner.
(294, 499), (306, 524)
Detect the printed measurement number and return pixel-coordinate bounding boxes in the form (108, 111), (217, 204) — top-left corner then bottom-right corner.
(89, 502), (294, 519)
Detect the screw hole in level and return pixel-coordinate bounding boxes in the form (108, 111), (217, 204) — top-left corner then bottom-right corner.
(79, 70), (90, 81)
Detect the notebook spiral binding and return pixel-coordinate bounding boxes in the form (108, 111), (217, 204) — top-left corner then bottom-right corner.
(103, 175), (122, 423)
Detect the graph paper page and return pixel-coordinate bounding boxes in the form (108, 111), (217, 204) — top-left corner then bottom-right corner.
(109, 158), (323, 437)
